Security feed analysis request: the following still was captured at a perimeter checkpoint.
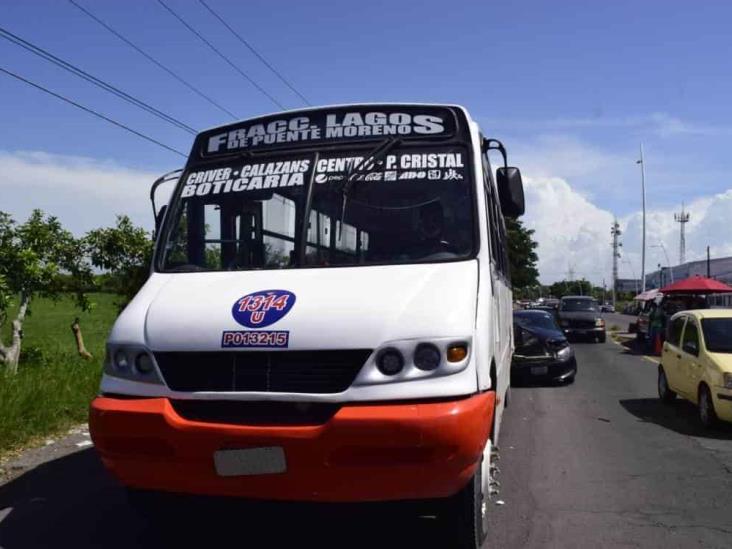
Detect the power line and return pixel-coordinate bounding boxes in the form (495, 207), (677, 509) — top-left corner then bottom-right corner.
(0, 26), (197, 135)
(67, 0), (238, 120)
(0, 66), (187, 158)
(196, 0), (310, 106)
(156, 0), (286, 110)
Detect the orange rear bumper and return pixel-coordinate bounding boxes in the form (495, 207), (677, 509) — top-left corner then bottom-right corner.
(89, 392), (494, 502)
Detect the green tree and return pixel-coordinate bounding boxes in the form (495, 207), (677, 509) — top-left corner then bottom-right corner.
(505, 218), (539, 291)
(548, 279), (606, 299)
(0, 210), (92, 373)
(85, 215), (153, 308)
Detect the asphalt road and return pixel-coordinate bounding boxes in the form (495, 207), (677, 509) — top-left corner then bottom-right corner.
(2, 334), (731, 548)
(487, 337), (732, 548)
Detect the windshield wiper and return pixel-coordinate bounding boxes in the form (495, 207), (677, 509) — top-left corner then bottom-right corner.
(338, 137), (401, 238)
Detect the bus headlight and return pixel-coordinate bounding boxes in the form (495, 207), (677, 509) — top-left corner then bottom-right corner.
(105, 345), (163, 384)
(354, 337), (472, 386)
(113, 350), (129, 370)
(376, 348), (404, 376)
(414, 343), (441, 371)
(135, 352), (155, 374)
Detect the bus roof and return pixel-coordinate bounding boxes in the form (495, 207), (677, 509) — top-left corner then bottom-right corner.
(196, 102), (472, 134)
(186, 103), (476, 162)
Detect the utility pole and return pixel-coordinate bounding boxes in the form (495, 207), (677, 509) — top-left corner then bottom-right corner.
(707, 246), (711, 277)
(611, 219), (621, 308)
(674, 202), (690, 265)
(566, 265), (575, 295)
(637, 144), (647, 292)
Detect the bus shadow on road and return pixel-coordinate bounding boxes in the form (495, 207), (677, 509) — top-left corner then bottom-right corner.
(619, 398), (732, 440)
(0, 449), (451, 549)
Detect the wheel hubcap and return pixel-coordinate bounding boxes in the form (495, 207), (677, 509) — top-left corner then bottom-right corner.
(480, 439), (492, 533)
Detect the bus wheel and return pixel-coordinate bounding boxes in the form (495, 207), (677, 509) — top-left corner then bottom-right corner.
(443, 443), (490, 548)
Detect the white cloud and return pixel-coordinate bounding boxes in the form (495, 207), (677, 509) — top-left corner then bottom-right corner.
(521, 174), (614, 285)
(619, 189), (732, 281)
(521, 170), (732, 286)
(0, 150), (174, 234)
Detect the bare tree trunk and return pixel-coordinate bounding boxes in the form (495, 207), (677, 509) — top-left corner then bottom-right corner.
(71, 317), (93, 360)
(2, 295), (29, 374)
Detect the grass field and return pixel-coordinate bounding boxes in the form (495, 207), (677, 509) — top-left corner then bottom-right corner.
(0, 293), (119, 454)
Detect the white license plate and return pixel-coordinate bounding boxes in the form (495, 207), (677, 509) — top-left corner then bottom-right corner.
(531, 366), (549, 376)
(213, 447), (287, 477)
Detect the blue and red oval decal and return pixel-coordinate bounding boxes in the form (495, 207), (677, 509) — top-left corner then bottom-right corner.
(231, 290), (296, 328)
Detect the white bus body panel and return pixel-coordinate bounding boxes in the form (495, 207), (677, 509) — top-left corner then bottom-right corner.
(104, 261), (482, 402)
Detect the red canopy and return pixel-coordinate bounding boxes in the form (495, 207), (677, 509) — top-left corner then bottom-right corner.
(659, 275), (732, 294)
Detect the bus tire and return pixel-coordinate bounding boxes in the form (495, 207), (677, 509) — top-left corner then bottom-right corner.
(442, 451), (490, 548)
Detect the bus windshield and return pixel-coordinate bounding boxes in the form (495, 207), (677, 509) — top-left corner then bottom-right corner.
(158, 145), (475, 271)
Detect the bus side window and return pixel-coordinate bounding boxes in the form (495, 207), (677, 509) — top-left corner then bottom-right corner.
(498, 214), (511, 286)
(482, 153), (508, 279)
(482, 156), (502, 270)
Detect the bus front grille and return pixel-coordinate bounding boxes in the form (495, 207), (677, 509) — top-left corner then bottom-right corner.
(169, 400), (341, 426)
(154, 350), (372, 394)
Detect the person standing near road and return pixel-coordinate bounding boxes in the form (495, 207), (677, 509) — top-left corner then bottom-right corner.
(648, 302), (664, 353)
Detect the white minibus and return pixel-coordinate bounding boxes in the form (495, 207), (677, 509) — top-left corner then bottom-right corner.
(90, 103), (525, 548)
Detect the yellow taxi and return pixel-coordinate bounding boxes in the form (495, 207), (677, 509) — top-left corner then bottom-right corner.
(658, 309), (732, 427)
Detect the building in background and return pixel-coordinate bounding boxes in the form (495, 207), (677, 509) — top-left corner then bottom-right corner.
(616, 278), (641, 294)
(644, 255), (732, 289)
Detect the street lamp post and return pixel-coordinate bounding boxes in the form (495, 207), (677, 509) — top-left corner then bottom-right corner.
(637, 144), (647, 292)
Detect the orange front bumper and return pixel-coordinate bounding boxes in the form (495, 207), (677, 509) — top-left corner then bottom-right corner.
(89, 392), (494, 502)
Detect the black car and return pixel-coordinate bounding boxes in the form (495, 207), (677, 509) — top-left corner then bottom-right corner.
(557, 296), (606, 342)
(512, 310), (577, 384)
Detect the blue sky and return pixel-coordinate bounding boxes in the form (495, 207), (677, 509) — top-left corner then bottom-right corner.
(3, 0), (732, 283)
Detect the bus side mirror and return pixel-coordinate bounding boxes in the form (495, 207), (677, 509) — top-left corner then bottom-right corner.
(155, 205), (168, 234)
(149, 169), (182, 238)
(497, 167), (525, 218)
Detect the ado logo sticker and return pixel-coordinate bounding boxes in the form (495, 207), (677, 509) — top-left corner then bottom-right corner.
(231, 290), (296, 328)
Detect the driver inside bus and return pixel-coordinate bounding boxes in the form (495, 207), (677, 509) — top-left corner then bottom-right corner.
(413, 201), (450, 257)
